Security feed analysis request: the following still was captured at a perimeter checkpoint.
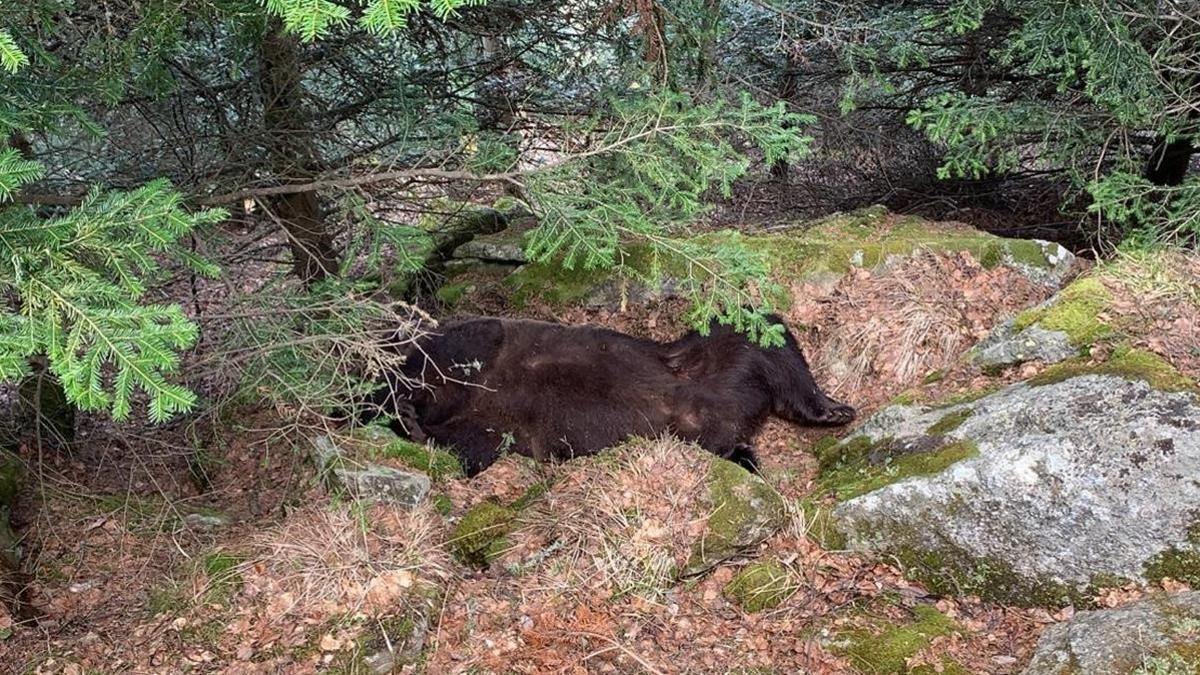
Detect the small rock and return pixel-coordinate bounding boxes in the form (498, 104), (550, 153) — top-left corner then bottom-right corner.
(183, 512), (230, 531)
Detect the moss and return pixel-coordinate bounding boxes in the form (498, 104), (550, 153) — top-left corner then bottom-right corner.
(1029, 347), (1197, 393)
(1013, 277), (1113, 346)
(432, 493), (452, 516)
(816, 436), (979, 502)
(435, 281), (471, 306)
(725, 559), (794, 612)
(926, 409), (973, 436)
(351, 426), (464, 480)
(910, 659), (972, 675)
(452, 501), (517, 567)
(888, 538), (1103, 608)
(201, 550), (244, 604)
(835, 605), (961, 674)
(798, 499), (846, 550)
(504, 209), (1055, 308)
(686, 459), (785, 574)
(1144, 548), (1200, 588)
(889, 389), (923, 406)
(921, 369), (947, 385)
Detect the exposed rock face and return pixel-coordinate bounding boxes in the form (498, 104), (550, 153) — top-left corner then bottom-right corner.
(1023, 592), (1200, 675)
(969, 317), (1077, 368)
(830, 374), (1200, 604)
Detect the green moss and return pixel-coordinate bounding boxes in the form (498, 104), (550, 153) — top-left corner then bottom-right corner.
(836, 605), (961, 674)
(888, 538), (1104, 608)
(503, 209), (1054, 308)
(452, 501), (517, 567)
(1013, 277), (1113, 346)
(1029, 347), (1197, 393)
(1144, 548), (1200, 588)
(910, 659), (971, 675)
(921, 369), (947, 385)
(686, 459), (785, 574)
(817, 436), (979, 502)
(889, 390), (923, 406)
(435, 281), (471, 306)
(432, 493), (452, 516)
(351, 426), (463, 480)
(201, 550), (244, 604)
(926, 409), (973, 436)
(725, 560), (794, 612)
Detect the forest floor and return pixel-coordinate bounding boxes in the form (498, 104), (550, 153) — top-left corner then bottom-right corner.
(3, 210), (1197, 673)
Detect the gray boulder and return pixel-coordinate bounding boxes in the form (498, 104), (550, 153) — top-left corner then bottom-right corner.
(970, 317), (1077, 368)
(830, 374), (1200, 605)
(310, 435), (431, 508)
(1023, 592), (1200, 674)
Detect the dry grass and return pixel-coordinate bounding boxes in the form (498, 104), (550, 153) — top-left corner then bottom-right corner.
(807, 251), (1050, 404)
(503, 438), (711, 601)
(1101, 249), (1200, 308)
(244, 502), (453, 619)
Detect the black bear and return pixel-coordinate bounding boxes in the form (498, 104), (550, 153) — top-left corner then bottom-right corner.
(366, 315), (855, 476)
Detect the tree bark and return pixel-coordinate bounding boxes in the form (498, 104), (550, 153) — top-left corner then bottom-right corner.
(258, 20), (339, 284)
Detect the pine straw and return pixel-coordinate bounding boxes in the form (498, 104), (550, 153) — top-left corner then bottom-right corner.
(801, 250), (1052, 404)
(242, 502), (453, 619)
(499, 438), (711, 601)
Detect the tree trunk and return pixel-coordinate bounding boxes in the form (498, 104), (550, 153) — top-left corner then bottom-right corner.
(258, 20), (339, 284)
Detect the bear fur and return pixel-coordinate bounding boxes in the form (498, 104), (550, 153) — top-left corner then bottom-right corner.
(366, 315), (855, 476)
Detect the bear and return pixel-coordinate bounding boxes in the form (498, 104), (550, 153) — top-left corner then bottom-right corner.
(364, 314), (855, 476)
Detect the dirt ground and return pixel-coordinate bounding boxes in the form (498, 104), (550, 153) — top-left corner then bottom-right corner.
(3, 221), (1197, 673)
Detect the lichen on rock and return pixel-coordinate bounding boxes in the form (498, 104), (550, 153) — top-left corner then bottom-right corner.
(1023, 592), (1200, 675)
(829, 374), (1200, 606)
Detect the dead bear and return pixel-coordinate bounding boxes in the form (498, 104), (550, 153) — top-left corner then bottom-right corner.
(365, 315), (855, 476)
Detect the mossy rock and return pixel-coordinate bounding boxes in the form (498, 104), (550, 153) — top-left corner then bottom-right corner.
(813, 434), (979, 503)
(725, 559), (794, 612)
(498, 207), (1071, 310)
(832, 605), (961, 674)
(451, 501), (518, 567)
(349, 426), (464, 481)
(1013, 277), (1113, 347)
(684, 459), (786, 575)
(1029, 346), (1198, 394)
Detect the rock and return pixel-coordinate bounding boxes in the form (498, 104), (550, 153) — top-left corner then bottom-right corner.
(684, 458), (786, 576)
(182, 511), (230, 531)
(969, 317), (1077, 368)
(1008, 240), (1077, 288)
(309, 434), (432, 508)
(1023, 592), (1200, 675)
(828, 372), (1200, 605)
(452, 236), (527, 263)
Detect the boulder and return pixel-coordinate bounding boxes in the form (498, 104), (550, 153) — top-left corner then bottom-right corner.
(309, 433), (433, 508)
(1023, 592), (1200, 675)
(969, 317), (1077, 369)
(824, 366), (1200, 606)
